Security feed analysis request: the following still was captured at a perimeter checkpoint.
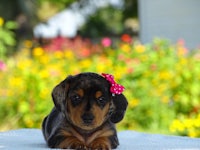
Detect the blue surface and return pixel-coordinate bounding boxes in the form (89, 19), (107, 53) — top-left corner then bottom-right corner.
(0, 129), (200, 150)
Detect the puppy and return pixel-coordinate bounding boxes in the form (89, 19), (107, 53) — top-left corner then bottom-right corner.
(42, 72), (128, 149)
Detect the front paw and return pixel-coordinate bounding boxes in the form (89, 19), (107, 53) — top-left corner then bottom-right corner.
(57, 138), (87, 149)
(71, 143), (87, 150)
(88, 139), (111, 150)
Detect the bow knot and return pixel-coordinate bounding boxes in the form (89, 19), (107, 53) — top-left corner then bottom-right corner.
(102, 73), (125, 95)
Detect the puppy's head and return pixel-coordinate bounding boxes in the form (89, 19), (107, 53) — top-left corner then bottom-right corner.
(52, 72), (128, 130)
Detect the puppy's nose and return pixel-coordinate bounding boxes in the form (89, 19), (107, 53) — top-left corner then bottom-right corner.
(81, 113), (94, 124)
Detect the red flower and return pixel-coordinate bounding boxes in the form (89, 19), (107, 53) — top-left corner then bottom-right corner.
(80, 49), (91, 57)
(121, 34), (132, 43)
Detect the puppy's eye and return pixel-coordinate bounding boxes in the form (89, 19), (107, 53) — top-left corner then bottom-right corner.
(97, 97), (106, 106)
(70, 94), (81, 106)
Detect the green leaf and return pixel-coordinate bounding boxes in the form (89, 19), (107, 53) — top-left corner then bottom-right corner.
(5, 21), (18, 30)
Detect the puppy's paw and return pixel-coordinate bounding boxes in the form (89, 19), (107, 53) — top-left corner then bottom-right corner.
(71, 143), (87, 150)
(57, 137), (87, 149)
(88, 138), (111, 150)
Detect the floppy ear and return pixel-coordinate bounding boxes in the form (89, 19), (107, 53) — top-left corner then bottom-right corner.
(51, 76), (73, 112)
(110, 94), (128, 123)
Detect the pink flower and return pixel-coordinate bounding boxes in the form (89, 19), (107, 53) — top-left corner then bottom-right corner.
(0, 60), (6, 71)
(177, 39), (185, 46)
(101, 37), (112, 47)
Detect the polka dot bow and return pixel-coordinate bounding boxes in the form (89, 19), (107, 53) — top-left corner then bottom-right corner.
(101, 73), (125, 96)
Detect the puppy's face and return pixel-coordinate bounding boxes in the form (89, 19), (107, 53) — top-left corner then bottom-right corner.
(52, 73), (128, 131)
(66, 74), (112, 130)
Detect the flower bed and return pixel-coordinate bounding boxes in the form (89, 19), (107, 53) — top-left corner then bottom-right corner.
(0, 36), (200, 137)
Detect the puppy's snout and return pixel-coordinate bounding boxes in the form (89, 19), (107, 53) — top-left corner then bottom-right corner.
(81, 113), (94, 124)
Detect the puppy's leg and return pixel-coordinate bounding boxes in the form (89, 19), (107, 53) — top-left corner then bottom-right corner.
(109, 134), (119, 149)
(47, 134), (86, 149)
(42, 116), (48, 140)
(46, 127), (87, 149)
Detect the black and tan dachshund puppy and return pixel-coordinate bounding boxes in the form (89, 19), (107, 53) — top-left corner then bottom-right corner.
(42, 72), (128, 149)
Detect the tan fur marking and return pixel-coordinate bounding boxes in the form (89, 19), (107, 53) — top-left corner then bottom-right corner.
(67, 89), (85, 128)
(76, 89), (84, 97)
(92, 103), (110, 127)
(86, 126), (113, 145)
(60, 129), (85, 143)
(95, 91), (102, 99)
(67, 100), (85, 128)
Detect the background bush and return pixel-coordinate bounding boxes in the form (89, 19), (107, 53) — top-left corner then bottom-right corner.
(0, 17), (17, 59)
(0, 35), (200, 138)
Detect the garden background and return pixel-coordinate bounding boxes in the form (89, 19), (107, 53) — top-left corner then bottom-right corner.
(1, 0), (200, 138)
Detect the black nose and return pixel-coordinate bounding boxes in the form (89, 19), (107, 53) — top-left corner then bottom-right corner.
(81, 113), (94, 124)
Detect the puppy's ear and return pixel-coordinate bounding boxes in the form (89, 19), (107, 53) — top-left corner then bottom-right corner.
(110, 94), (128, 123)
(52, 75), (73, 111)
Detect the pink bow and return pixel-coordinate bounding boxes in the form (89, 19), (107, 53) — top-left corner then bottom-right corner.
(101, 73), (125, 95)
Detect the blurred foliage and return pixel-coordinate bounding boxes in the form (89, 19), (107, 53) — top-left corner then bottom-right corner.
(37, 0), (74, 8)
(79, 0), (138, 37)
(79, 6), (123, 37)
(37, 0), (138, 19)
(123, 0), (138, 19)
(0, 0), (19, 20)
(0, 17), (18, 59)
(36, 0), (138, 37)
(0, 0), (138, 39)
(1, 35), (200, 138)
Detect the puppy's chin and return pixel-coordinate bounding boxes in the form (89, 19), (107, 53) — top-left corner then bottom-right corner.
(80, 124), (97, 131)
(72, 120), (104, 131)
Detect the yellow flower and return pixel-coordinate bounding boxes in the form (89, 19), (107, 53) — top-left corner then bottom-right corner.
(39, 54), (49, 64)
(24, 40), (33, 48)
(64, 50), (75, 60)
(24, 116), (34, 128)
(9, 77), (23, 87)
(184, 119), (194, 129)
(79, 59), (92, 69)
(96, 63), (106, 73)
(17, 59), (32, 70)
(161, 96), (170, 104)
(192, 115), (200, 128)
(177, 47), (188, 56)
(188, 129), (198, 138)
(54, 51), (63, 59)
(0, 17), (4, 27)
(158, 71), (173, 80)
(170, 119), (185, 132)
(129, 98), (139, 108)
(40, 88), (49, 99)
(33, 47), (44, 57)
(39, 70), (49, 79)
(121, 44), (131, 53)
(135, 44), (145, 53)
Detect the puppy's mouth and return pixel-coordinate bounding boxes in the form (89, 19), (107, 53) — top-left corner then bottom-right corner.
(82, 123), (94, 128)
(79, 119), (99, 131)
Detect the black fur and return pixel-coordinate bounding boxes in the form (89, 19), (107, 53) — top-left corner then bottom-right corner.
(42, 72), (128, 149)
